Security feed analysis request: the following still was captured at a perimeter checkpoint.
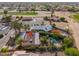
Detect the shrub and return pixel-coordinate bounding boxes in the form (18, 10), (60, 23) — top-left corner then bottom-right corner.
(28, 46), (36, 51)
(4, 10), (8, 15)
(25, 45), (37, 51)
(39, 31), (49, 36)
(1, 48), (9, 53)
(62, 37), (73, 49)
(39, 46), (46, 52)
(40, 36), (48, 45)
(43, 16), (49, 21)
(0, 34), (3, 39)
(64, 48), (79, 56)
(15, 39), (23, 45)
(52, 23), (56, 28)
(60, 17), (65, 22)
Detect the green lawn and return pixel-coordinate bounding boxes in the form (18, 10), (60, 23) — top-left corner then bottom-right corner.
(0, 11), (38, 16)
(72, 13), (79, 22)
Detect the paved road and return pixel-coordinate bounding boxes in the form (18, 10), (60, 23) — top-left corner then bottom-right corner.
(0, 29), (15, 48)
(54, 11), (79, 50)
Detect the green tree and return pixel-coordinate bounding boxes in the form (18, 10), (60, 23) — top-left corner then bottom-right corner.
(18, 23), (23, 32)
(4, 10), (8, 16)
(0, 48), (9, 53)
(18, 4), (21, 13)
(52, 23), (56, 28)
(60, 17), (65, 22)
(64, 48), (79, 56)
(27, 45), (36, 51)
(51, 8), (54, 17)
(5, 15), (12, 22)
(41, 22), (44, 25)
(23, 24), (30, 31)
(31, 8), (35, 11)
(47, 45), (54, 52)
(39, 46), (46, 52)
(0, 34), (3, 39)
(11, 21), (23, 35)
(16, 39), (23, 45)
(44, 4), (51, 11)
(19, 16), (23, 20)
(40, 36), (48, 45)
(2, 15), (12, 23)
(62, 37), (73, 49)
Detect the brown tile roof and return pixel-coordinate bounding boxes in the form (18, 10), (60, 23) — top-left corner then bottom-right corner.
(22, 17), (33, 21)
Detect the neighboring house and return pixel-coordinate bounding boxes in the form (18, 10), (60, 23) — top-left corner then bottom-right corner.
(16, 7), (27, 11)
(21, 17), (45, 27)
(50, 16), (60, 22)
(19, 31), (40, 46)
(0, 26), (10, 35)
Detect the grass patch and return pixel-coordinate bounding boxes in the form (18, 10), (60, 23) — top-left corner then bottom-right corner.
(0, 11), (38, 16)
(15, 34), (20, 40)
(13, 11), (37, 15)
(72, 13), (79, 22)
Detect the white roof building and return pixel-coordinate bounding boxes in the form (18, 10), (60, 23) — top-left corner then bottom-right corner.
(31, 25), (52, 31)
(34, 32), (40, 45)
(0, 26), (10, 35)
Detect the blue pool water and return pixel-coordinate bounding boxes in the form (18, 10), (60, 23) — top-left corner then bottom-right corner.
(19, 32), (26, 39)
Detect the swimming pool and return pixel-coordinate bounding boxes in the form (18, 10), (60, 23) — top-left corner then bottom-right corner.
(19, 32), (26, 39)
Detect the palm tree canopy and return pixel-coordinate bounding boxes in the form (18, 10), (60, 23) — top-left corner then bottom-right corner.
(11, 21), (23, 30)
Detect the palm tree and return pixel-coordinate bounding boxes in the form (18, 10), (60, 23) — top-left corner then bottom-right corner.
(49, 7), (54, 25)
(51, 8), (54, 17)
(18, 23), (23, 33)
(11, 21), (23, 35)
(19, 16), (23, 20)
(5, 15), (12, 22)
(23, 24), (30, 31)
(11, 21), (18, 35)
(2, 15), (12, 23)
(3, 10), (8, 16)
